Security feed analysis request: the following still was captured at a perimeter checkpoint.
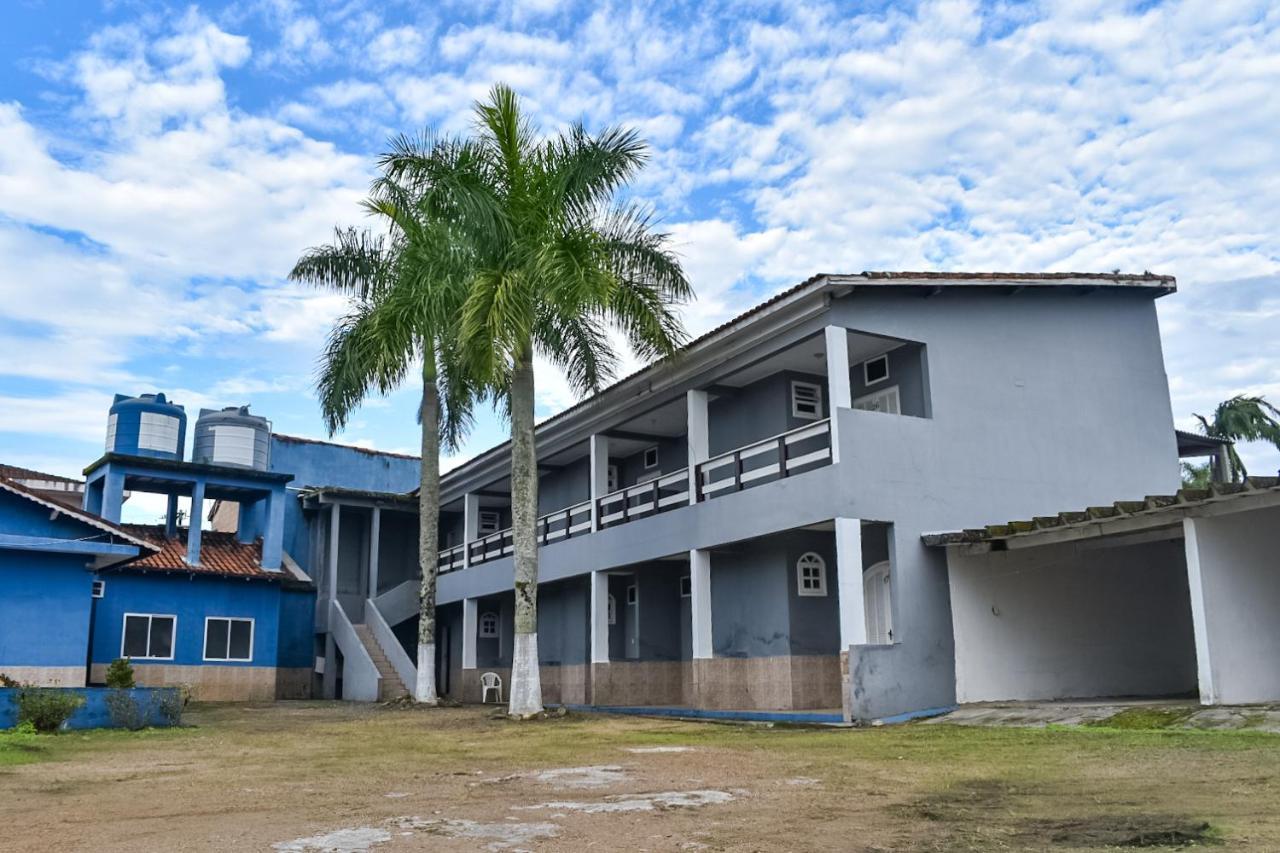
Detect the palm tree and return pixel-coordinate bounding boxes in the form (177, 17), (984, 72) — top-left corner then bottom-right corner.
(1193, 395), (1280, 481)
(290, 141), (480, 704)
(383, 85), (693, 716)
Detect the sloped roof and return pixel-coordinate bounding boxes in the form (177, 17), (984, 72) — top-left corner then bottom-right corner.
(117, 525), (289, 582)
(0, 476), (158, 555)
(922, 476), (1280, 548)
(0, 463), (80, 484)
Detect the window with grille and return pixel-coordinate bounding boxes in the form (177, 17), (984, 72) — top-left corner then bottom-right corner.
(796, 552), (827, 597)
(478, 612), (499, 638)
(479, 510), (501, 534)
(791, 381), (823, 420)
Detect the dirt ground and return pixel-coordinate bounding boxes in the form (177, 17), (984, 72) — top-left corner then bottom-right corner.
(3, 701), (1280, 852)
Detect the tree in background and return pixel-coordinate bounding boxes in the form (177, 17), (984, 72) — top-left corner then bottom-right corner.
(291, 137), (482, 704)
(384, 85), (693, 716)
(1193, 395), (1280, 481)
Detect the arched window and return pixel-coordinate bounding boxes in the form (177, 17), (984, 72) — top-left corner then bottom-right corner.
(478, 611), (499, 638)
(607, 594), (617, 625)
(796, 552), (827, 597)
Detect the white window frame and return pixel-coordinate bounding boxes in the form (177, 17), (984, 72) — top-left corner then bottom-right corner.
(642, 446), (659, 470)
(607, 594), (617, 625)
(791, 381), (823, 420)
(202, 616), (255, 663)
(91, 579), (106, 599)
(121, 612), (177, 661)
(607, 464), (620, 492)
(679, 575), (691, 598)
(854, 385), (901, 415)
(478, 611), (499, 639)
(626, 584), (639, 605)
(796, 552), (828, 597)
(478, 510), (501, 535)
(863, 354), (890, 386)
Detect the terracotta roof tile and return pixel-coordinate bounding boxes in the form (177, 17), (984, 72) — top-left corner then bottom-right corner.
(118, 525), (283, 580)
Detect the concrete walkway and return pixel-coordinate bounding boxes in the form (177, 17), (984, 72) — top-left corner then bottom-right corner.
(925, 699), (1280, 733)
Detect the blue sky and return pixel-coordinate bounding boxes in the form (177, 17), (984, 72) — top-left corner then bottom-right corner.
(1, 0), (1278, 522)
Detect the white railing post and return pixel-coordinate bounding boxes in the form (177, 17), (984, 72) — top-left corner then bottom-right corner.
(836, 517), (867, 649)
(687, 389), (709, 505)
(825, 326), (851, 464)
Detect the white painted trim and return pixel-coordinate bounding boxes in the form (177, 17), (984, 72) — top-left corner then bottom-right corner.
(202, 616), (255, 663)
(790, 380), (824, 420)
(863, 353), (890, 386)
(679, 575), (691, 598)
(642, 446), (660, 469)
(91, 579), (105, 599)
(121, 612), (177, 661)
(854, 385), (900, 415)
(795, 551), (828, 597)
(478, 611), (500, 639)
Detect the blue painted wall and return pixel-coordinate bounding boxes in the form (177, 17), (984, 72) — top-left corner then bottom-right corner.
(265, 435), (419, 574)
(0, 553), (92, 670)
(0, 687), (182, 730)
(90, 572), (294, 668)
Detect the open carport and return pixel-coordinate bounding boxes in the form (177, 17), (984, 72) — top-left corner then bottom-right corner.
(925, 477), (1280, 706)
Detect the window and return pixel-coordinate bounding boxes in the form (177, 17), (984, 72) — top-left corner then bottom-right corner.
(105, 413), (119, 451)
(204, 617), (254, 662)
(122, 614), (176, 660)
(642, 446), (659, 470)
(679, 576), (691, 598)
(863, 354), (890, 386)
(478, 611), (499, 638)
(626, 584), (638, 605)
(607, 594), (617, 625)
(479, 510), (501, 534)
(791, 381), (823, 420)
(854, 386), (901, 415)
(91, 579), (105, 599)
(796, 552), (827, 597)
(607, 464), (620, 492)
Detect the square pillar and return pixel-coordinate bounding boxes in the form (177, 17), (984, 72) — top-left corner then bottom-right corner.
(462, 493), (480, 569)
(1182, 517), (1217, 705)
(589, 434), (610, 530)
(367, 506), (382, 598)
(835, 517), (867, 648)
(690, 548), (712, 659)
(687, 389), (709, 505)
(590, 571), (610, 663)
(101, 469), (126, 523)
(462, 598), (478, 670)
(825, 325), (851, 464)
(186, 480), (206, 566)
(327, 503), (341, 602)
(323, 633), (337, 699)
(164, 493), (180, 539)
(260, 489), (285, 572)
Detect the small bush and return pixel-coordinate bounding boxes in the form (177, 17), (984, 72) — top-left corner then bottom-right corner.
(15, 688), (84, 733)
(106, 688), (185, 730)
(0, 672), (20, 688)
(105, 658), (135, 689)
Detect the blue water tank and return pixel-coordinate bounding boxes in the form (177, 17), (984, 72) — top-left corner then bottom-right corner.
(192, 406), (272, 470)
(106, 393), (187, 460)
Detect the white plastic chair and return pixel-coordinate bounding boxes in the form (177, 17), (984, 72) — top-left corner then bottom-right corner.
(481, 671), (503, 704)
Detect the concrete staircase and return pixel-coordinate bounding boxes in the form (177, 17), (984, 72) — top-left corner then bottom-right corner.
(353, 624), (410, 701)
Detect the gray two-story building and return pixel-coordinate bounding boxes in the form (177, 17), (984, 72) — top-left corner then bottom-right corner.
(302, 271), (1182, 721)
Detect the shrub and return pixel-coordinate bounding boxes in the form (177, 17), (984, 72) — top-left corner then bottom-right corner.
(15, 688), (84, 733)
(105, 658), (135, 689)
(0, 673), (20, 688)
(106, 688), (185, 730)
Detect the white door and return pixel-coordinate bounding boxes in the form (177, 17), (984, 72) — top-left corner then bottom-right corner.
(863, 562), (894, 644)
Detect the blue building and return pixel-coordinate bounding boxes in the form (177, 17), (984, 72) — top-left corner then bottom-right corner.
(0, 477), (155, 686)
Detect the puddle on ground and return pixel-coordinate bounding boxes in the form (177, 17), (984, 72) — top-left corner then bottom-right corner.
(273, 827), (392, 852)
(396, 817), (560, 851)
(517, 789), (735, 814)
(623, 746), (693, 753)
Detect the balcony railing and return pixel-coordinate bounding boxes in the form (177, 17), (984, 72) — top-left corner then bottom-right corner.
(438, 418), (833, 570)
(596, 468), (689, 528)
(696, 418), (831, 500)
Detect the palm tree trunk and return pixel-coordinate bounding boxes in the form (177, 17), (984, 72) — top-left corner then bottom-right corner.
(508, 344), (543, 717)
(415, 357), (441, 704)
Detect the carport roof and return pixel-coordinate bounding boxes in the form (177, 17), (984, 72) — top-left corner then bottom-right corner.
(922, 477), (1280, 550)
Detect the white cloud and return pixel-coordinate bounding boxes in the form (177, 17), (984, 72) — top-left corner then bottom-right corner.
(369, 26), (426, 70)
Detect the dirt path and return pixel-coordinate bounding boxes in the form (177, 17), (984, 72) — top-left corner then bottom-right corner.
(3, 702), (1280, 851)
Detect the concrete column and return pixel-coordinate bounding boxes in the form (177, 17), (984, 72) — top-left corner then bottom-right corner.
(185, 480), (205, 566)
(590, 571), (610, 663)
(327, 503), (341, 602)
(260, 489), (285, 571)
(835, 517), (867, 649)
(164, 493), (180, 538)
(825, 325), (851, 464)
(101, 469), (126, 523)
(368, 506), (382, 598)
(462, 492), (480, 569)
(690, 548), (713, 659)
(1182, 517), (1217, 705)
(462, 598), (478, 670)
(589, 434), (610, 530)
(687, 389), (709, 505)
(323, 633), (337, 699)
